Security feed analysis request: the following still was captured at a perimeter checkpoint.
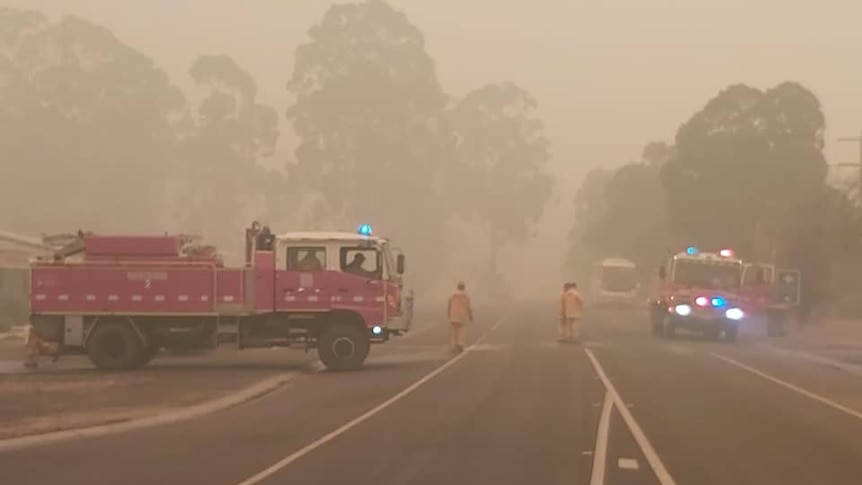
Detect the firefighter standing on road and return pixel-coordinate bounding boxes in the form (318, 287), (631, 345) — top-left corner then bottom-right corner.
(559, 282), (584, 342)
(447, 281), (473, 353)
(23, 324), (59, 369)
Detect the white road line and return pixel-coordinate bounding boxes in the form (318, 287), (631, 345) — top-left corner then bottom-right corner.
(585, 348), (678, 485)
(589, 391), (614, 485)
(618, 458), (640, 470)
(233, 315), (508, 485)
(711, 352), (862, 421)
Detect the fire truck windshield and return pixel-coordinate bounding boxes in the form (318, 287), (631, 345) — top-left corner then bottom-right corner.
(673, 260), (741, 289)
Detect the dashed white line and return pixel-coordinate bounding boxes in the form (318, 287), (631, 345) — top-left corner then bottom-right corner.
(711, 352), (862, 421)
(618, 458), (640, 470)
(233, 315), (508, 485)
(585, 347), (678, 485)
(589, 391), (614, 485)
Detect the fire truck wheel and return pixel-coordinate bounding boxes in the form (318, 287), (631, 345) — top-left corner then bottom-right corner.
(132, 345), (159, 369)
(723, 326), (738, 343)
(649, 306), (665, 336)
(317, 324), (370, 371)
(663, 319), (676, 339)
(86, 321), (145, 371)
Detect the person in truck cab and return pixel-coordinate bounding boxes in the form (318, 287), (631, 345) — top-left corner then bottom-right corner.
(296, 250), (323, 271)
(343, 252), (374, 278)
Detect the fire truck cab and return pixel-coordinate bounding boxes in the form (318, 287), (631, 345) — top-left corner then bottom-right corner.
(740, 261), (801, 336)
(649, 246), (745, 342)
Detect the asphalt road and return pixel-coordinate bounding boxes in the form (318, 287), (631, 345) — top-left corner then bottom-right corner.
(1, 302), (861, 485)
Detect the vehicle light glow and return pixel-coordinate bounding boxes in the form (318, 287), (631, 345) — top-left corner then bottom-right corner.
(371, 325), (383, 335)
(674, 304), (692, 316)
(695, 296), (709, 307)
(358, 224), (373, 236)
(719, 248), (734, 257)
(711, 296), (726, 308)
(685, 246), (699, 255)
(725, 308), (744, 320)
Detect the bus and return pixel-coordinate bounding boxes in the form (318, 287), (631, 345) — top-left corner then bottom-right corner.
(590, 258), (640, 308)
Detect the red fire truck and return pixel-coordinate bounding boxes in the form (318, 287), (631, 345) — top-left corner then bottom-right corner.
(28, 222), (412, 371)
(649, 246), (746, 342)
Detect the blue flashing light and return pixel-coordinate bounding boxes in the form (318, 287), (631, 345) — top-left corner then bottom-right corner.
(711, 296), (726, 308)
(685, 246), (699, 255)
(358, 224), (373, 236)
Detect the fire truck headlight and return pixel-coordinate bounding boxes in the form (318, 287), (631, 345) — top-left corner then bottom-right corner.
(674, 304), (692, 316)
(371, 325), (383, 335)
(725, 308), (744, 320)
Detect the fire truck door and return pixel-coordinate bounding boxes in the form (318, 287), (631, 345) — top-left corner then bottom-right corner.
(277, 245), (329, 312)
(337, 246), (385, 318)
(775, 269), (801, 306)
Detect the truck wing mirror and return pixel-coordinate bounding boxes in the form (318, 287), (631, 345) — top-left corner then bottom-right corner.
(396, 254), (405, 275)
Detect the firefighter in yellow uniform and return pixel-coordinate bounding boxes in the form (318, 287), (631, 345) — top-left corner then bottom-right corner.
(447, 281), (473, 353)
(24, 324), (59, 369)
(559, 282), (584, 342)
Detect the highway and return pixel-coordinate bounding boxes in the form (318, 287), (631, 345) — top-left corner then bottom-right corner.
(1, 302), (861, 485)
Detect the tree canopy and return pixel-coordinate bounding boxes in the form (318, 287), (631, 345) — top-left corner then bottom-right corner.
(284, 1), (552, 288)
(173, 54), (280, 251)
(567, 81), (862, 317)
(0, 8), (185, 234)
(449, 82), (553, 258)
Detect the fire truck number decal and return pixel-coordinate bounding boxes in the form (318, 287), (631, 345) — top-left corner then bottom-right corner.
(127, 271), (167, 282)
(144, 279), (151, 289)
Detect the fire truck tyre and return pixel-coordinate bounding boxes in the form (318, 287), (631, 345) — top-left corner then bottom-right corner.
(766, 311), (787, 337)
(86, 321), (145, 370)
(317, 324), (370, 371)
(723, 326), (738, 343)
(650, 306), (664, 336)
(663, 320), (676, 339)
(705, 329), (721, 341)
(132, 345), (159, 369)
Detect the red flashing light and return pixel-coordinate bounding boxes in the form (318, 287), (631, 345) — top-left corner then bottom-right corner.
(695, 296), (709, 307)
(719, 249), (734, 257)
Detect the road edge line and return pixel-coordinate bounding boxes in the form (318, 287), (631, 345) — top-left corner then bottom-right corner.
(584, 347), (677, 485)
(758, 343), (862, 376)
(711, 352), (862, 421)
(0, 371), (298, 454)
(589, 391), (613, 485)
(233, 314), (509, 485)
